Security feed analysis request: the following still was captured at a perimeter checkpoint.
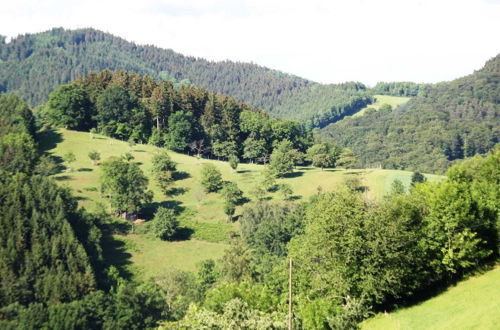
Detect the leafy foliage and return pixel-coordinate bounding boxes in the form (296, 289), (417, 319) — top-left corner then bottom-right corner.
(200, 163), (223, 193)
(0, 94), (37, 174)
(152, 207), (179, 241)
(151, 150), (177, 195)
(100, 158), (153, 217)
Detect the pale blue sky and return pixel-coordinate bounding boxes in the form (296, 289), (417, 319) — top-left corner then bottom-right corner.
(1, 0), (499, 85)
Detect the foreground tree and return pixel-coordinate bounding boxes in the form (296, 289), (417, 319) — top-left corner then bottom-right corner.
(268, 140), (294, 177)
(44, 82), (93, 130)
(0, 174), (100, 307)
(165, 111), (193, 152)
(151, 150), (177, 195)
(229, 154), (239, 172)
(221, 182), (244, 222)
(152, 207), (179, 240)
(411, 171), (427, 186)
(88, 150), (101, 165)
(100, 158), (152, 219)
(200, 163), (223, 193)
(306, 142), (342, 170)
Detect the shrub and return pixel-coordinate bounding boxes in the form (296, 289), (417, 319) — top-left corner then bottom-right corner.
(152, 207), (179, 240)
(200, 164), (223, 193)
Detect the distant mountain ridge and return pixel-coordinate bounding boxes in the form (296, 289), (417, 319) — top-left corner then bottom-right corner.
(322, 54), (500, 173)
(0, 27), (371, 127)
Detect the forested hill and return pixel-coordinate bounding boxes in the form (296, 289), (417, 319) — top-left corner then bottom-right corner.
(322, 53), (500, 173)
(0, 27), (371, 127)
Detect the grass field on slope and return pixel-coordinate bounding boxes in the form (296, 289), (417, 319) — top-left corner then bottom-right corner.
(362, 266), (500, 330)
(40, 129), (442, 278)
(353, 94), (410, 118)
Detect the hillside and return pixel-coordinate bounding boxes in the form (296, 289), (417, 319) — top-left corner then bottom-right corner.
(40, 128), (442, 278)
(0, 27), (371, 127)
(322, 54), (500, 173)
(362, 266), (500, 330)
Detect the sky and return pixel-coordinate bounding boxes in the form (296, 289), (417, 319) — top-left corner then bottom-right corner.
(1, 0), (500, 85)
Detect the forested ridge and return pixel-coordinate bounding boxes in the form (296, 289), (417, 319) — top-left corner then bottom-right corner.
(323, 53), (500, 173)
(0, 27), (371, 127)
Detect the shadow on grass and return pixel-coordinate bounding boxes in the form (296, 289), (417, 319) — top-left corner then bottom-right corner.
(101, 232), (133, 280)
(237, 170), (251, 174)
(167, 187), (189, 196)
(78, 167), (93, 172)
(283, 171), (304, 179)
(356, 186), (369, 193)
(238, 197), (251, 205)
(75, 196), (89, 201)
(288, 195), (302, 201)
(322, 168), (342, 172)
(142, 200), (185, 220)
(54, 175), (73, 181)
(38, 129), (63, 153)
(172, 227), (194, 241)
(173, 171), (191, 181)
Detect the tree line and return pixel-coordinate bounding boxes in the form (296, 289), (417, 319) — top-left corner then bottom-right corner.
(372, 81), (431, 97)
(40, 69), (322, 163)
(0, 27), (373, 128)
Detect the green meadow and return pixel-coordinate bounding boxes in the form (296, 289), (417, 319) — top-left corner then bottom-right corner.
(40, 128), (442, 278)
(353, 94), (411, 117)
(362, 266), (500, 330)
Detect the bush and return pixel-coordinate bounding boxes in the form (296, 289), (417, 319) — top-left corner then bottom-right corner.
(152, 207), (179, 240)
(200, 164), (223, 193)
(229, 155), (239, 171)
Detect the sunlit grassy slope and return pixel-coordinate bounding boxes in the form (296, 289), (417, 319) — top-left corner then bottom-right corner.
(362, 266), (500, 330)
(40, 129), (442, 277)
(353, 94), (410, 118)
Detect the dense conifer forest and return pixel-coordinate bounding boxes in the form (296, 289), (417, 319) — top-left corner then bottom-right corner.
(0, 28), (371, 128)
(323, 54), (500, 173)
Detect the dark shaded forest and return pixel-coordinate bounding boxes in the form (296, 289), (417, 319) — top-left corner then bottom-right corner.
(323, 54), (500, 173)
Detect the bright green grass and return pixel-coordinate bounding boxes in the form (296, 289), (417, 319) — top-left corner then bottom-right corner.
(113, 234), (228, 279)
(40, 129), (443, 277)
(353, 94), (410, 118)
(41, 129), (440, 219)
(362, 266), (500, 330)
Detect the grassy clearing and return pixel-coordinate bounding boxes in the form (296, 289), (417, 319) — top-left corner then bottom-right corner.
(352, 94), (410, 118)
(362, 266), (500, 330)
(41, 129), (440, 215)
(113, 234), (228, 279)
(40, 129), (442, 278)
